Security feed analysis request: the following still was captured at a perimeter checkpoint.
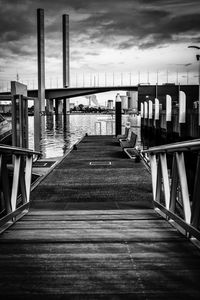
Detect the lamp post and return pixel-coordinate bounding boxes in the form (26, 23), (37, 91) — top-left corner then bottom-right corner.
(188, 45), (200, 126)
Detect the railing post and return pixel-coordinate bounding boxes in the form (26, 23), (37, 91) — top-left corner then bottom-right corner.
(160, 153), (170, 209)
(11, 155), (21, 212)
(149, 154), (157, 201)
(169, 154), (178, 213)
(25, 155), (33, 203)
(191, 152), (200, 228)
(0, 154), (11, 214)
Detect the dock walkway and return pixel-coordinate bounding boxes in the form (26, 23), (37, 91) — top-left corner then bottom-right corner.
(0, 136), (200, 299)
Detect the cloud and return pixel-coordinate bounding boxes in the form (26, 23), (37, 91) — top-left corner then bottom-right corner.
(0, 0), (199, 55)
(0, 0), (200, 80)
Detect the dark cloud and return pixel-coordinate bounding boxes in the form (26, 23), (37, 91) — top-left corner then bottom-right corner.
(0, 0), (200, 65)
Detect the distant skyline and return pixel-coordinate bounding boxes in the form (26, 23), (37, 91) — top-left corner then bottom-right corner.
(0, 0), (200, 95)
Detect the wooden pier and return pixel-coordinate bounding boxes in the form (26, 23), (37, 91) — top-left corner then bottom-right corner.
(0, 136), (200, 299)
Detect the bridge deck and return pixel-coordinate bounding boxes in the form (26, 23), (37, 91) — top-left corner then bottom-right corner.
(0, 136), (200, 299)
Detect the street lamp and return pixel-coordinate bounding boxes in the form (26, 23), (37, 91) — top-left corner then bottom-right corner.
(188, 45), (200, 125)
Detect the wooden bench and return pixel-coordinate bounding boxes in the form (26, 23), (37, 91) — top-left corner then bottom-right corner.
(120, 131), (137, 150)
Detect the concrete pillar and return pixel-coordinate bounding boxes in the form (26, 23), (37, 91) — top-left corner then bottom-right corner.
(37, 8), (45, 112)
(63, 14), (69, 87)
(66, 99), (70, 113)
(57, 99), (63, 114)
(63, 98), (70, 114)
(46, 99), (54, 114)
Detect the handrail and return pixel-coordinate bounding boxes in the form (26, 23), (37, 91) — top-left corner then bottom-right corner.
(0, 144), (41, 156)
(0, 145), (41, 232)
(144, 139), (200, 242)
(143, 138), (200, 154)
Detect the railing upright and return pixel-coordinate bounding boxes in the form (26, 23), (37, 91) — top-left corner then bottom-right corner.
(144, 139), (200, 241)
(0, 145), (41, 231)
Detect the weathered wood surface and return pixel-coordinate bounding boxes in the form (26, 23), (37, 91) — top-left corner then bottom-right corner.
(0, 136), (200, 299)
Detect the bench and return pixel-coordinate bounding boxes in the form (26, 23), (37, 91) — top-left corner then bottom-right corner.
(117, 126), (130, 141)
(120, 131), (137, 150)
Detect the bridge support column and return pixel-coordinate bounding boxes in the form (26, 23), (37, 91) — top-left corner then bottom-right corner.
(46, 99), (54, 114)
(63, 98), (70, 115)
(66, 98), (70, 113)
(55, 100), (63, 115)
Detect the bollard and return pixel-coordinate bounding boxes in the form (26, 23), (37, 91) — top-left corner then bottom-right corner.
(115, 93), (122, 136)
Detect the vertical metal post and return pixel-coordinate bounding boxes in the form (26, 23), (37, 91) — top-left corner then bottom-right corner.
(63, 14), (69, 87)
(115, 93), (121, 136)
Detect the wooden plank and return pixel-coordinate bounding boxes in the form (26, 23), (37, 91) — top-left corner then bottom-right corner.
(0, 136), (200, 298)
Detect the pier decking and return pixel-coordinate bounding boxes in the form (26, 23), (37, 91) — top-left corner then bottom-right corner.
(0, 136), (200, 299)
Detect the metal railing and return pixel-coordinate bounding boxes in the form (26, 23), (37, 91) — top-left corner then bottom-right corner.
(144, 139), (200, 241)
(0, 145), (41, 231)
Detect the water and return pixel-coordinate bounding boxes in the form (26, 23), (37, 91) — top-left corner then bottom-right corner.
(11, 113), (141, 158)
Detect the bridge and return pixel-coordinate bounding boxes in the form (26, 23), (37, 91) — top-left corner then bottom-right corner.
(0, 135), (200, 299)
(27, 85), (138, 99)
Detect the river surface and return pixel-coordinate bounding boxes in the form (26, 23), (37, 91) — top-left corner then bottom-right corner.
(13, 113), (141, 158)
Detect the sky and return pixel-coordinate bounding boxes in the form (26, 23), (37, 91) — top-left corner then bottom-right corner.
(0, 0), (200, 103)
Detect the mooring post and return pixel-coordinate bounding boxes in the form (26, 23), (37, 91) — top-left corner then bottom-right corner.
(35, 8), (45, 152)
(12, 95), (28, 148)
(115, 93), (122, 136)
(179, 90), (187, 139)
(166, 94), (173, 142)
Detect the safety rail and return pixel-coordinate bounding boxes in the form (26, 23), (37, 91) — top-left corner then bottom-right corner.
(0, 145), (41, 231)
(143, 139), (200, 241)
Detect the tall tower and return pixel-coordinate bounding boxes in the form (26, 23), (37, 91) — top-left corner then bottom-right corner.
(37, 8), (45, 112)
(62, 14), (69, 87)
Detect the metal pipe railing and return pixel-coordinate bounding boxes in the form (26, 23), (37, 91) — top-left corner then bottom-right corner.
(0, 145), (41, 232)
(143, 138), (200, 154)
(144, 139), (200, 241)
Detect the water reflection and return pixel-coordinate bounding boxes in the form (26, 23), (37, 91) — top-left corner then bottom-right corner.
(28, 114), (141, 158)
